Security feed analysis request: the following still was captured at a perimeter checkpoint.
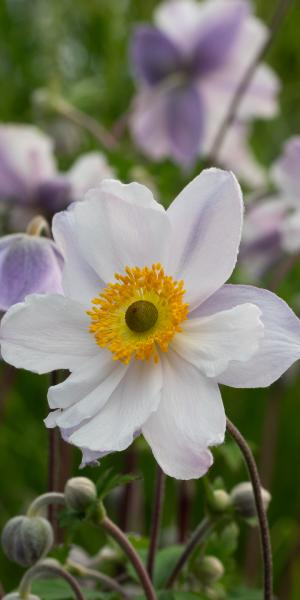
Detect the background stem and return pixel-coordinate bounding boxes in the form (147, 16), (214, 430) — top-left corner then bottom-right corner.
(226, 418), (273, 600)
(147, 466), (165, 579)
(101, 516), (157, 600)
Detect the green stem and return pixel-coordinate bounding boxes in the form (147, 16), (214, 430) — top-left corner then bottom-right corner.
(67, 560), (130, 600)
(18, 560), (84, 600)
(27, 492), (65, 517)
(165, 516), (217, 588)
(101, 516), (157, 600)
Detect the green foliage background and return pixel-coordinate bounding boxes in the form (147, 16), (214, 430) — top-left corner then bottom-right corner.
(0, 0), (300, 597)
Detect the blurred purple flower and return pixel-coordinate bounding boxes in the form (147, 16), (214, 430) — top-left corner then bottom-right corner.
(129, 0), (279, 182)
(0, 124), (114, 228)
(241, 137), (300, 280)
(0, 234), (63, 312)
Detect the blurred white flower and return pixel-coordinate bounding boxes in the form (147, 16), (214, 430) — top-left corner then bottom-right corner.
(1, 170), (300, 479)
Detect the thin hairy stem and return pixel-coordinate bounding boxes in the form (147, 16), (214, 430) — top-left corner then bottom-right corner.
(147, 467), (166, 579)
(68, 560), (130, 600)
(51, 97), (118, 151)
(178, 481), (192, 543)
(226, 418), (273, 600)
(47, 371), (60, 529)
(101, 516), (157, 600)
(165, 516), (214, 588)
(19, 561), (85, 600)
(27, 492), (65, 517)
(208, 0), (293, 161)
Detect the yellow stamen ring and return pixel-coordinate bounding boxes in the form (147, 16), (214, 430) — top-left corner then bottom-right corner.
(87, 263), (189, 364)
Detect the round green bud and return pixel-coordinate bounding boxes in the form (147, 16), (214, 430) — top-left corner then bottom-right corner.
(64, 477), (97, 513)
(125, 300), (158, 332)
(210, 489), (232, 513)
(230, 482), (271, 522)
(1, 516), (53, 567)
(198, 555), (225, 585)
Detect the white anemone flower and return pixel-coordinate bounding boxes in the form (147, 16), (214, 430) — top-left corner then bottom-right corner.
(1, 169), (300, 480)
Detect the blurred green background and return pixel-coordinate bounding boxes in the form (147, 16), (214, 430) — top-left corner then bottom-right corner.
(0, 0), (300, 598)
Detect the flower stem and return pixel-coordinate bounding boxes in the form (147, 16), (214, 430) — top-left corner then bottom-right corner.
(101, 516), (157, 600)
(27, 492), (65, 517)
(226, 418), (273, 600)
(208, 0), (293, 161)
(147, 466), (166, 579)
(67, 560), (130, 600)
(165, 516), (215, 588)
(18, 560), (85, 600)
(47, 371), (60, 529)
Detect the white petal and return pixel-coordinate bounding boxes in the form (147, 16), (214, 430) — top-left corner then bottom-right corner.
(67, 152), (115, 201)
(46, 353), (128, 428)
(53, 207), (102, 305)
(61, 181), (170, 285)
(0, 294), (97, 373)
(166, 168), (243, 309)
(173, 303), (263, 378)
(192, 284), (300, 387)
(67, 359), (162, 454)
(143, 351), (225, 479)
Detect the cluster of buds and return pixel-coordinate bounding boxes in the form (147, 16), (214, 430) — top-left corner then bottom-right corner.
(207, 480), (271, 524)
(1, 477), (98, 569)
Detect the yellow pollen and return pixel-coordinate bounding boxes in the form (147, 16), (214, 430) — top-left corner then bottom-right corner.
(87, 263), (189, 364)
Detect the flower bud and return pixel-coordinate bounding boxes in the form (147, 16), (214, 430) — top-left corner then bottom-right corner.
(197, 555), (224, 585)
(0, 234), (63, 311)
(230, 482), (271, 522)
(1, 515), (54, 567)
(64, 477), (97, 513)
(209, 489), (232, 513)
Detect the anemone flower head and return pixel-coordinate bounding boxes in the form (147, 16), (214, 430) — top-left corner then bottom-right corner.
(241, 136), (300, 280)
(0, 124), (114, 228)
(1, 169), (300, 479)
(129, 0), (279, 179)
(0, 233), (63, 312)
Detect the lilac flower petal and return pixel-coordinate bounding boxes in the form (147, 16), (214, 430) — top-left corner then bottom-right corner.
(0, 125), (56, 203)
(131, 26), (182, 85)
(271, 137), (300, 205)
(166, 85), (204, 166)
(0, 234), (63, 311)
(192, 284), (300, 387)
(192, 2), (249, 74)
(36, 178), (71, 213)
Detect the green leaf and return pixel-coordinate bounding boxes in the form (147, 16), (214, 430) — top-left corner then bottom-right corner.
(154, 545), (184, 588)
(96, 467), (141, 499)
(228, 588), (263, 600)
(31, 578), (114, 600)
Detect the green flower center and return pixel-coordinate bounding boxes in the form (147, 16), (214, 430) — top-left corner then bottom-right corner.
(125, 300), (159, 333)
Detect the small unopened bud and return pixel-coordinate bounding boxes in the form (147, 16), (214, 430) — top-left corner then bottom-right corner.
(209, 489), (232, 513)
(230, 482), (271, 522)
(64, 477), (97, 513)
(1, 516), (53, 567)
(198, 555), (224, 584)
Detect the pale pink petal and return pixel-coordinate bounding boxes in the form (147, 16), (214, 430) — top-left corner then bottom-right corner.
(166, 169), (243, 309)
(192, 284), (300, 387)
(173, 303), (263, 377)
(142, 351), (225, 479)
